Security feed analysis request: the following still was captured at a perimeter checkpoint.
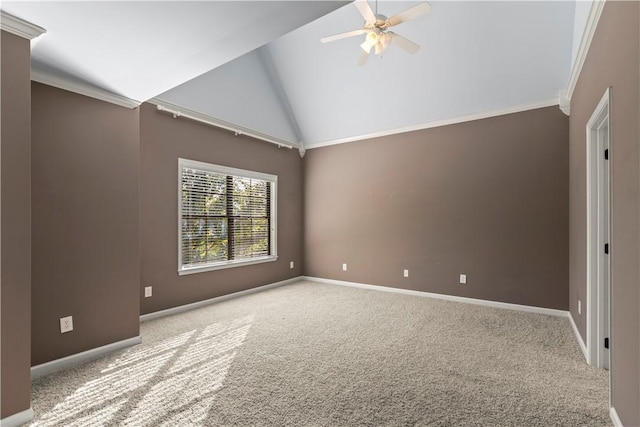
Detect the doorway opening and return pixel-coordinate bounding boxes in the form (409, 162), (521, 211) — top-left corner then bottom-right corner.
(586, 87), (611, 377)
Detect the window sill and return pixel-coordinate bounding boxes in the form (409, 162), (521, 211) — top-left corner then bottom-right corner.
(178, 255), (278, 276)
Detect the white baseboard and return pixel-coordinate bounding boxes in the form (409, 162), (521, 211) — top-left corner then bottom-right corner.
(140, 276), (301, 322)
(301, 276), (569, 317)
(568, 312), (589, 362)
(0, 408), (33, 427)
(31, 336), (141, 379)
(610, 407), (623, 427)
(30, 277), (301, 379)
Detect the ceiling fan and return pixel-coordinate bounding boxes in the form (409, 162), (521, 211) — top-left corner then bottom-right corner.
(321, 0), (431, 66)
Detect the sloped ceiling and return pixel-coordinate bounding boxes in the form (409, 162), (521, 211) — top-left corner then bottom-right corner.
(157, 1), (576, 148)
(1, 1), (348, 101)
(2, 1), (578, 149)
(156, 47), (302, 145)
(265, 1), (575, 147)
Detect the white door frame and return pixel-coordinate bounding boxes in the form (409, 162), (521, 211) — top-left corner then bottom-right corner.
(586, 87), (612, 376)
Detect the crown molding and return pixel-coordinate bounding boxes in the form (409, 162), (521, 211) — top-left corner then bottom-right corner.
(0, 11), (45, 40)
(148, 97), (300, 151)
(31, 70), (140, 109)
(305, 97), (560, 150)
(558, 90), (570, 116)
(564, 0), (606, 102)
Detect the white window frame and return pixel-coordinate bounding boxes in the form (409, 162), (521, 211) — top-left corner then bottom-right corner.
(178, 158), (278, 275)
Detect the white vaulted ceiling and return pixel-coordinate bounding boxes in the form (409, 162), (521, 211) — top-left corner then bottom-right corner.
(265, 1), (575, 147)
(2, 1), (348, 102)
(2, 1), (582, 149)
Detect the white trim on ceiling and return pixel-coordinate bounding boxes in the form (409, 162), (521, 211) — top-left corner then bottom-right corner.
(149, 98), (301, 152)
(564, 0), (607, 103)
(0, 10), (45, 40)
(305, 97), (560, 150)
(559, 90), (571, 116)
(31, 70), (141, 109)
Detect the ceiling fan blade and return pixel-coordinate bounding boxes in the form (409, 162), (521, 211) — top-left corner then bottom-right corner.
(386, 2), (431, 27)
(321, 28), (367, 43)
(388, 32), (421, 54)
(354, 0), (376, 25)
(357, 50), (370, 66)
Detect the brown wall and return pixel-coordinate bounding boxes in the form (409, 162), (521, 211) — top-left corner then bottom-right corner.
(1, 30), (33, 419)
(304, 106), (569, 310)
(568, 1), (640, 425)
(139, 103), (303, 314)
(31, 83), (140, 365)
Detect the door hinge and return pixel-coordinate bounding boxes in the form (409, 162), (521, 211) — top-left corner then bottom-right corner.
(604, 337), (609, 349)
(605, 243), (609, 254)
(604, 148), (609, 160)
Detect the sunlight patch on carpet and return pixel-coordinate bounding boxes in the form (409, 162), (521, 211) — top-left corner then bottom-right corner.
(30, 314), (255, 427)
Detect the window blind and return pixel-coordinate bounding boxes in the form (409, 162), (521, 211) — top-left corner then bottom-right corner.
(179, 159), (276, 273)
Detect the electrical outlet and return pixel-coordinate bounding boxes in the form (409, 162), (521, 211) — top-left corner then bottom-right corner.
(403, 269), (409, 278)
(342, 263), (348, 271)
(290, 261), (294, 269)
(578, 299), (581, 315)
(60, 316), (73, 333)
(144, 286), (152, 298)
(459, 274), (467, 284)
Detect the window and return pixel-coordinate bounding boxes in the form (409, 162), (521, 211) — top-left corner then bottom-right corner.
(178, 158), (277, 274)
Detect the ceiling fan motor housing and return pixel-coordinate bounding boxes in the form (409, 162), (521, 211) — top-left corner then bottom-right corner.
(369, 14), (390, 30)
(320, 0), (431, 64)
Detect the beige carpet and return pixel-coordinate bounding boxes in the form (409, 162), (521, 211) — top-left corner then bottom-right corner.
(29, 280), (610, 426)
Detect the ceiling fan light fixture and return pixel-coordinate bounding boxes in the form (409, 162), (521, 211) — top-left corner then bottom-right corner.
(320, 0), (431, 64)
(360, 41), (373, 54)
(371, 32), (392, 56)
(360, 31), (375, 53)
(361, 29), (383, 54)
